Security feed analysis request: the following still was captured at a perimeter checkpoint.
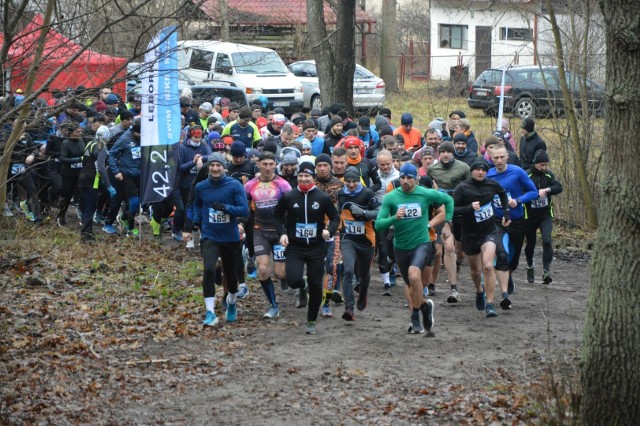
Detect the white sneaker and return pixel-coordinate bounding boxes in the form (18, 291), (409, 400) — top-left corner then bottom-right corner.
(447, 289), (461, 304)
(186, 240), (195, 249)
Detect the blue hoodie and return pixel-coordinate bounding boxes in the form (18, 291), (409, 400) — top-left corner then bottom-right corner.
(108, 129), (141, 177)
(487, 164), (538, 220)
(178, 139), (213, 189)
(193, 175), (249, 243)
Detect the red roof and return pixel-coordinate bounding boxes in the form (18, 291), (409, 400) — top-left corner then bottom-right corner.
(197, 0), (375, 25)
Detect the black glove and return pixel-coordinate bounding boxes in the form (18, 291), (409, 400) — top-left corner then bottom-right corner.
(349, 204), (365, 220)
(211, 202), (226, 212)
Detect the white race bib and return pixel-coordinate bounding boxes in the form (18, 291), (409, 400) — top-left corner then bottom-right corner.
(399, 203), (422, 219)
(131, 146), (141, 159)
(531, 196), (549, 208)
(208, 208), (230, 224)
(273, 244), (286, 261)
(344, 220), (365, 235)
(11, 163), (25, 175)
(474, 203), (494, 223)
(493, 192), (511, 208)
(295, 223), (317, 238)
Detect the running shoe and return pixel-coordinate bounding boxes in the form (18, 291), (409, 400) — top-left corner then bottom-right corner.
(500, 297), (512, 310)
(25, 212), (35, 221)
(237, 285), (249, 300)
(203, 311), (219, 326)
(485, 303), (498, 318)
(427, 283), (437, 296)
(19, 200), (29, 215)
(150, 217), (162, 236)
(263, 306), (279, 319)
(246, 257), (256, 275)
(305, 321), (316, 334)
(409, 317), (424, 334)
(296, 287), (308, 308)
(447, 289), (461, 303)
(186, 240), (195, 249)
(330, 290), (344, 304)
(475, 291), (486, 311)
(356, 294), (368, 311)
(172, 231), (183, 242)
(3, 207), (14, 217)
(508, 275), (515, 294)
(542, 271), (553, 285)
(421, 299), (434, 332)
(127, 228), (139, 237)
(382, 284), (392, 296)
(102, 224), (117, 234)
(225, 302), (237, 322)
(247, 270), (257, 279)
(527, 264), (535, 283)
(93, 211), (104, 225)
(321, 305), (333, 318)
(342, 308), (356, 321)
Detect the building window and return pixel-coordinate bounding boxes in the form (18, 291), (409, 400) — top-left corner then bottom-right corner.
(439, 24), (468, 49)
(500, 27), (533, 41)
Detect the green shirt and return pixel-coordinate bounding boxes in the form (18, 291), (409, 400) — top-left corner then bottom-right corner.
(375, 185), (454, 250)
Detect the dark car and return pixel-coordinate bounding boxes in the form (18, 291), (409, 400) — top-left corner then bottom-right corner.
(468, 65), (605, 119)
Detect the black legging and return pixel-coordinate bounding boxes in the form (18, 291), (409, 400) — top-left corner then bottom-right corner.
(524, 216), (554, 272)
(340, 238), (374, 309)
(285, 243), (326, 322)
(201, 240), (241, 298)
(58, 173), (82, 220)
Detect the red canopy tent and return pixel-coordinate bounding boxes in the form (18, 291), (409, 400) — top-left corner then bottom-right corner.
(4, 15), (127, 100)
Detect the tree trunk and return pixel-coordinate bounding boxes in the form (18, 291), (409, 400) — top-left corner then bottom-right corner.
(379, 0), (398, 93)
(306, 0), (355, 112)
(545, 0), (598, 228)
(218, 0), (230, 41)
(581, 0), (640, 423)
(333, 0), (356, 112)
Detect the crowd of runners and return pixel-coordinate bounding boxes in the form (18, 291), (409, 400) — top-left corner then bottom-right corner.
(1, 86), (563, 335)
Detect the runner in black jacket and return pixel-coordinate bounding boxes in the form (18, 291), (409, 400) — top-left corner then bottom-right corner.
(524, 150), (563, 285)
(273, 161), (339, 335)
(453, 158), (511, 318)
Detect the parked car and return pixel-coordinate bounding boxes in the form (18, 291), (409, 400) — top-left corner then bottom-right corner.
(288, 60), (385, 112)
(468, 65), (605, 119)
(176, 41), (304, 115)
(131, 81), (249, 109)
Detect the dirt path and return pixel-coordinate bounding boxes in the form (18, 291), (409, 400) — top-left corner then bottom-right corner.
(0, 232), (589, 424)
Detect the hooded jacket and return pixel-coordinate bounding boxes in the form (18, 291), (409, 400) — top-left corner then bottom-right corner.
(108, 129), (141, 177)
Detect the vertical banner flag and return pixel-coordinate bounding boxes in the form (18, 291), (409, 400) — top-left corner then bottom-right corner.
(140, 26), (181, 204)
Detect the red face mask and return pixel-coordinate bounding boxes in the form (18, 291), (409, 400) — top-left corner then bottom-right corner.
(298, 182), (315, 192)
(190, 130), (203, 138)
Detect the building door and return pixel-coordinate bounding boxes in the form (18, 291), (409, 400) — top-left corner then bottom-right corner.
(475, 26), (492, 77)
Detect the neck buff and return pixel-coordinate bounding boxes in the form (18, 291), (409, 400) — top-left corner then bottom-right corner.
(298, 182), (315, 193)
(343, 182), (363, 195)
(441, 158), (454, 169)
(347, 154), (362, 165)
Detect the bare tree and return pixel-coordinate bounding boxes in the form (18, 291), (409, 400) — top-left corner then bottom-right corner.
(581, 0), (640, 422)
(379, 0), (398, 93)
(0, 0), (192, 210)
(306, 0), (356, 112)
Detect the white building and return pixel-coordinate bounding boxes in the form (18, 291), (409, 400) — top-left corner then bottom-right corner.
(429, 0), (539, 79)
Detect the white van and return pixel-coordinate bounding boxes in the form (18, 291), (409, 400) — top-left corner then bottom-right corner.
(177, 40), (304, 115)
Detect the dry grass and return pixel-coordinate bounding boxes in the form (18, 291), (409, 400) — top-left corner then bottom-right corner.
(384, 80), (604, 230)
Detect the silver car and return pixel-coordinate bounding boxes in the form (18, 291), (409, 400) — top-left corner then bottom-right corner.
(288, 60), (385, 111)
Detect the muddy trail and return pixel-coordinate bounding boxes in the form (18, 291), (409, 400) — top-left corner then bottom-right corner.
(0, 227), (589, 425)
